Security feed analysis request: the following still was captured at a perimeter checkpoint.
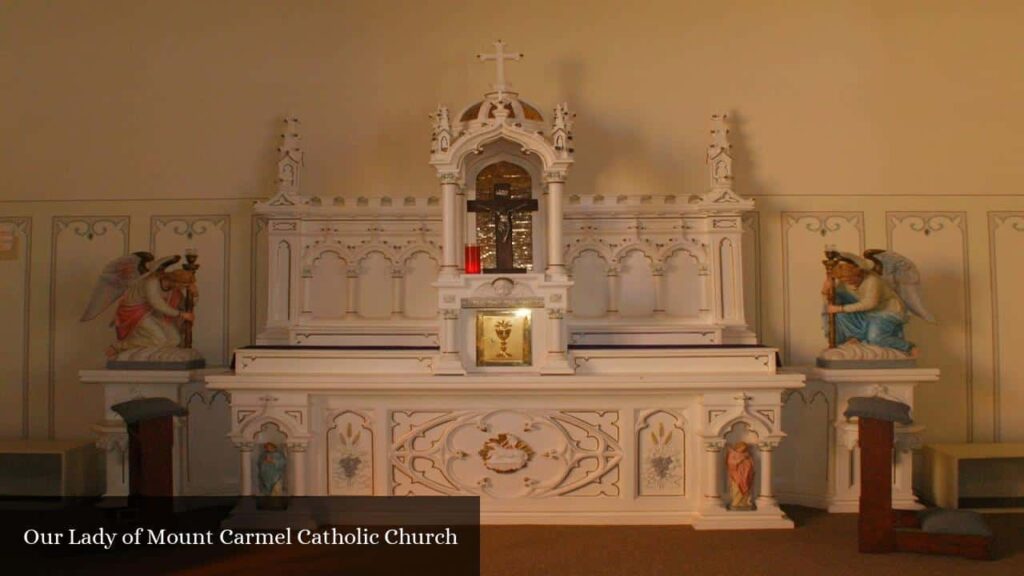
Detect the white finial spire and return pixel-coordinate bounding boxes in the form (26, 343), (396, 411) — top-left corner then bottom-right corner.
(707, 113), (732, 190)
(277, 117), (303, 195)
(263, 116), (308, 206)
(476, 40), (523, 101)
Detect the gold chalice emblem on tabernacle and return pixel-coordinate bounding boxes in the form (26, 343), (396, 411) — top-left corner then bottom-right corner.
(494, 319), (513, 358)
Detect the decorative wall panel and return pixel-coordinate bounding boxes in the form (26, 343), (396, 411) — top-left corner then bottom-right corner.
(888, 212), (970, 443)
(151, 216), (230, 365)
(989, 212), (1024, 441)
(50, 216), (129, 438)
(0, 218), (31, 437)
(781, 213), (864, 364)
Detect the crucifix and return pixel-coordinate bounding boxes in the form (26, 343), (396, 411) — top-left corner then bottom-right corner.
(467, 183), (538, 273)
(476, 40), (523, 102)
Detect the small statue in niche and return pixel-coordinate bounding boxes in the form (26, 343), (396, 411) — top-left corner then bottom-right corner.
(727, 441), (755, 511)
(80, 252), (204, 369)
(819, 250), (934, 368)
(258, 442), (287, 497)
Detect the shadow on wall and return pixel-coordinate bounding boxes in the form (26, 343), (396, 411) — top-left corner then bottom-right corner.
(555, 59), (681, 199)
(728, 111), (775, 199)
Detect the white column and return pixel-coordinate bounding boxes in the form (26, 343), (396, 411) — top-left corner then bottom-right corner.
(707, 237), (724, 322)
(455, 188), (466, 271)
(548, 308), (565, 358)
(440, 174), (460, 278)
(544, 172), (567, 279)
(289, 443), (307, 497)
(652, 264), (665, 315)
(345, 267), (359, 318)
(757, 443), (778, 509)
(606, 266), (619, 315)
(239, 443), (254, 496)
(466, 211), (478, 245)
(391, 267), (404, 318)
(703, 440), (726, 511)
(300, 269), (313, 317)
(434, 309), (465, 374)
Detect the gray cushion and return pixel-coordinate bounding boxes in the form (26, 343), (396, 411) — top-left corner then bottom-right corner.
(112, 397), (188, 424)
(917, 508), (993, 538)
(843, 396), (912, 424)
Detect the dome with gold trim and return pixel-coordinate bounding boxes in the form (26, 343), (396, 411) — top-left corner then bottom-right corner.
(457, 92), (545, 132)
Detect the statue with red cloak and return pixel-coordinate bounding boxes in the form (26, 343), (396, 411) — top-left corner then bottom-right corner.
(81, 252), (204, 369)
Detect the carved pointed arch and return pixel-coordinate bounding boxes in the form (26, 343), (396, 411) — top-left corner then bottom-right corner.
(704, 401), (780, 441)
(658, 240), (708, 265)
(566, 242), (614, 273)
(303, 244), (350, 269)
(611, 242), (659, 266)
(350, 245), (397, 268)
(432, 122), (571, 176)
(234, 413), (308, 443)
(396, 243), (442, 267)
(465, 148), (543, 199)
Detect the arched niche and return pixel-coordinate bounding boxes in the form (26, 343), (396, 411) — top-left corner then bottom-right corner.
(464, 140), (547, 273)
(663, 248), (704, 318)
(357, 251), (393, 318)
(569, 250), (609, 317)
(722, 422), (762, 503)
(617, 250), (655, 317)
(308, 250), (348, 318)
(253, 422), (289, 496)
(403, 251), (440, 318)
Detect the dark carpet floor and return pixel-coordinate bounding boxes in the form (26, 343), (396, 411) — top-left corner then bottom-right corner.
(479, 507), (1024, 576)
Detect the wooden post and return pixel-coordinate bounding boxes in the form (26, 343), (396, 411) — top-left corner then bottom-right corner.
(858, 417), (896, 553)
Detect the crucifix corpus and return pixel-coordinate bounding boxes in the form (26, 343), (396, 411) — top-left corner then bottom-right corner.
(467, 183), (538, 273)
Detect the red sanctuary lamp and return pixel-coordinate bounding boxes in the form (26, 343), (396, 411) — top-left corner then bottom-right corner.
(464, 244), (481, 274)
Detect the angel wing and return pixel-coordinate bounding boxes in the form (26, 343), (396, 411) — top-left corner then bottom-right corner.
(864, 249), (935, 322)
(79, 254), (149, 322)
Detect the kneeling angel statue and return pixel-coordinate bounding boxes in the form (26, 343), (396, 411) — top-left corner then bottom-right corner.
(80, 251), (204, 369)
(818, 249), (934, 368)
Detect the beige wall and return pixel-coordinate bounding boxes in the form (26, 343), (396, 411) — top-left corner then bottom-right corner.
(2, 2), (1022, 446)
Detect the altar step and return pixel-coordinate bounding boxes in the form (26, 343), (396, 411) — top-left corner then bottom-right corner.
(569, 319), (758, 346)
(232, 344), (781, 376)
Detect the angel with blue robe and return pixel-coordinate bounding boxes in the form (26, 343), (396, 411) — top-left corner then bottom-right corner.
(821, 250), (934, 361)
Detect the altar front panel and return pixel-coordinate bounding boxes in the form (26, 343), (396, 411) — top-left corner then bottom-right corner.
(208, 370), (801, 527)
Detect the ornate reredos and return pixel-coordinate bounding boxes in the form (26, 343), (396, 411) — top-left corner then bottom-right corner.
(252, 41), (758, 350)
(430, 40), (574, 182)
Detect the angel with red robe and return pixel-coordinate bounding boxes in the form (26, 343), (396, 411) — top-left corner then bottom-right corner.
(81, 252), (203, 367)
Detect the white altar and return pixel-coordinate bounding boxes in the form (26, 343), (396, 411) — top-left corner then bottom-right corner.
(206, 43), (804, 528)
